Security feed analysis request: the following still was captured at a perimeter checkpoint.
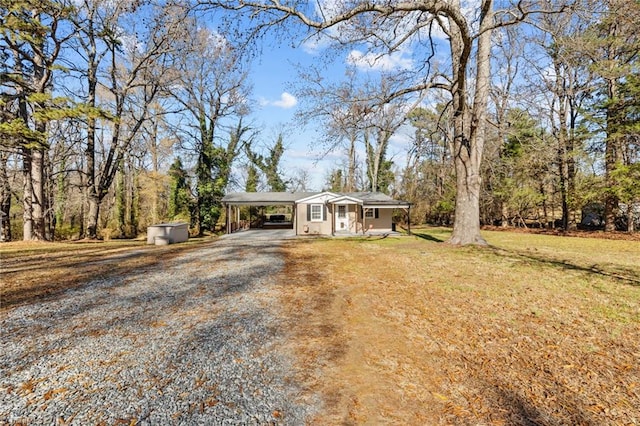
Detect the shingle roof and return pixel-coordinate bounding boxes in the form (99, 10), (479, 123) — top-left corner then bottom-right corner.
(221, 191), (410, 207)
(221, 192), (319, 204)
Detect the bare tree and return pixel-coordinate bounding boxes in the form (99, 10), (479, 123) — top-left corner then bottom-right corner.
(522, 7), (593, 230)
(166, 16), (252, 234)
(202, 0), (568, 244)
(70, 0), (184, 239)
(294, 67), (367, 192)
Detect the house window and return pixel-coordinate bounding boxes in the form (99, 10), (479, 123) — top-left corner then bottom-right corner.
(364, 208), (379, 219)
(310, 204), (323, 221)
(338, 205), (346, 218)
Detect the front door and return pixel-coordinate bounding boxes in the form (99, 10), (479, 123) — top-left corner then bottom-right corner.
(335, 205), (349, 231)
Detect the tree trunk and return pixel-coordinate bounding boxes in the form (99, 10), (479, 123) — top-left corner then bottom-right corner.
(347, 133), (357, 192)
(30, 147), (47, 241)
(22, 148), (33, 241)
(55, 156), (67, 231)
(0, 152), (12, 242)
(150, 119), (159, 224)
(130, 166), (139, 236)
(557, 94), (572, 231)
(451, 165), (486, 244)
(29, 9), (49, 241)
(448, 0), (491, 245)
(116, 158), (126, 237)
(45, 151), (56, 240)
(604, 110), (621, 233)
(603, 21), (624, 232)
(86, 193), (101, 239)
(540, 183), (549, 228)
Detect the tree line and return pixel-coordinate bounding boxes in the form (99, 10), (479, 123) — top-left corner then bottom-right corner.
(1, 0), (638, 244)
(277, 0), (640, 237)
(0, 0), (288, 242)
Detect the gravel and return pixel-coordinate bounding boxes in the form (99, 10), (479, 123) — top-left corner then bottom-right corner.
(1, 230), (316, 425)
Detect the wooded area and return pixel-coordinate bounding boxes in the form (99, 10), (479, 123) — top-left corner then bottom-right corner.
(1, 0), (638, 244)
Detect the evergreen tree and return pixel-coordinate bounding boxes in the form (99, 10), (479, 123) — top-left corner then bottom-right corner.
(245, 165), (259, 193)
(168, 157), (192, 221)
(246, 133), (287, 192)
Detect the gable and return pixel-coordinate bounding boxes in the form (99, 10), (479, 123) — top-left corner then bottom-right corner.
(295, 191), (340, 204)
(329, 195), (363, 205)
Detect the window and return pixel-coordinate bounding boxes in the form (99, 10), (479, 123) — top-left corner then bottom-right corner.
(364, 208), (379, 219)
(338, 205), (346, 218)
(310, 204), (323, 221)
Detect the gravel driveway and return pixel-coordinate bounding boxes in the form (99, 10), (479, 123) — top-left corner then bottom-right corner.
(1, 230), (314, 424)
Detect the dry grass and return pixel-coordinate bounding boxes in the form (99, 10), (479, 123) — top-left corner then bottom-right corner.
(279, 228), (640, 425)
(2, 229), (638, 424)
(0, 237), (216, 311)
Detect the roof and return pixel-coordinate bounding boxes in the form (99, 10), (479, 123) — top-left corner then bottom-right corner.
(221, 191), (319, 205)
(295, 191), (340, 204)
(222, 191), (411, 208)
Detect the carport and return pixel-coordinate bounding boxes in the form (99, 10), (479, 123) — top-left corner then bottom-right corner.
(221, 192), (317, 234)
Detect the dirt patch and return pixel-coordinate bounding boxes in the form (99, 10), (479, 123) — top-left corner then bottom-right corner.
(278, 231), (640, 424)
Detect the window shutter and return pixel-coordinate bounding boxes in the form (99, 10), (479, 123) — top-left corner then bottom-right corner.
(322, 205), (327, 221)
(375, 208), (379, 219)
(306, 204), (311, 221)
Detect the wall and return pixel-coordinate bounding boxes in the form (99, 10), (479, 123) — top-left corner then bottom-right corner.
(296, 203), (333, 235)
(359, 208), (393, 233)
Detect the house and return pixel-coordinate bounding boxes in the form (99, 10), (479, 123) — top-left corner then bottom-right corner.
(221, 191), (411, 236)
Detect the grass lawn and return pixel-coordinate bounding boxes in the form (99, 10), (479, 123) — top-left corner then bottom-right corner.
(279, 227), (640, 425)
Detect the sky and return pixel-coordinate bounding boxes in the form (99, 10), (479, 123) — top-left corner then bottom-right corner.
(244, 44), (348, 192)
(223, 7), (433, 193)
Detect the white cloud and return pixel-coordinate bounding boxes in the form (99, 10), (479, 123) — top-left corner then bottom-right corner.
(270, 92), (298, 109)
(301, 33), (333, 55)
(346, 50), (414, 72)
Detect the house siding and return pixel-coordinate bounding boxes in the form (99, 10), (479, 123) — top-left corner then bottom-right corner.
(359, 208), (393, 233)
(296, 203), (333, 235)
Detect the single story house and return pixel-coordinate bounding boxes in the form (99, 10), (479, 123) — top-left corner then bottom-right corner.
(221, 191), (411, 236)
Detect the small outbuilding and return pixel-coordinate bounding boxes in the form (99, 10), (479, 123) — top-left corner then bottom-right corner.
(146, 222), (189, 245)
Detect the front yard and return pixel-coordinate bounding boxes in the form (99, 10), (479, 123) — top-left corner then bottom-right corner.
(1, 228), (638, 424)
(278, 227), (640, 425)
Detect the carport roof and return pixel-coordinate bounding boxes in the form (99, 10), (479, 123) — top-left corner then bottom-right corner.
(222, 191), (411, 208)
(222, 191), (319, 205)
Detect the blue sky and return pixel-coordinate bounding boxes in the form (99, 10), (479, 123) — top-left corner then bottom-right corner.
(241, 37), (418, 192)
(215, 1), (487, 192)
(243, 42), (345, 192)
